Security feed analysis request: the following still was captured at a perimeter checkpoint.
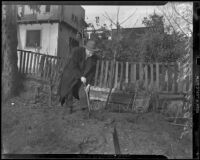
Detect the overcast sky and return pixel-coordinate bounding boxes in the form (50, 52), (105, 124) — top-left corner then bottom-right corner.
(82, 5), (163, 29)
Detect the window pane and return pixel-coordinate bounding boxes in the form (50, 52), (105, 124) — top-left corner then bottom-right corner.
(46, 5), (50, 12)
(26, 30), (41, 47)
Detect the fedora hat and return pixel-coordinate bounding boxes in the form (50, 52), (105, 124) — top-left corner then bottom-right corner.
(84, 40), (99, 52)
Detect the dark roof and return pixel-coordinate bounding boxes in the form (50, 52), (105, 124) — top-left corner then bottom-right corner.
(17, 19), (78, 33)
(112, 27), (150, 40)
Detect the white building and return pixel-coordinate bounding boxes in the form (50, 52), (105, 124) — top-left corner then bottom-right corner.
(17, 5), (87, 59)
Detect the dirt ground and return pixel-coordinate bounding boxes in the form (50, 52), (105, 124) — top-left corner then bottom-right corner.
(2, 86), (192, 159)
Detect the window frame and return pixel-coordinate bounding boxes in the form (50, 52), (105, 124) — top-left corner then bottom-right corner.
(45, 5), (51, 13)
(25, 29), (42, 48)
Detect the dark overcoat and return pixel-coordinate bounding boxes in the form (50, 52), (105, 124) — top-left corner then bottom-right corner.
(58, 46), (98, 105)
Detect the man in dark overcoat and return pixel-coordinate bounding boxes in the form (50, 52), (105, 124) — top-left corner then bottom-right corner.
(58, 40), (99, 113)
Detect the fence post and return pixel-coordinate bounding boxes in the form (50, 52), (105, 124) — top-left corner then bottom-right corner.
(144, 64), (148, 90)
(150, 63), (153, 87)
(114, 61), (119, 88)
(46, 57), (52, 80)
(51, 58), (57, 84)
(104, 60), (109, 88)
(165, 64), (169, 92)
(125, 62), (129, 83)
(22, 51), (26, 74)
(25, 52), (30, 74)
(139, 63), (143, 81)
(99, 60), (104, 88)
(156, 63), (159, 92)
(119, 62), (123, 89)
(130, 63), (136, 83)
(19, 50), (23, 73)
(109, 61), (114, 88)
(174, 62), (178, 93)
(17, 51), (20, 72)
(33, 54), (36, 74)
(36, 54), (41, 78)
(29, 52), (33, 74)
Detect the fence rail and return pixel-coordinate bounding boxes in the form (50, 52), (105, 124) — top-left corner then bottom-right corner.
(17, 50), (190, 94)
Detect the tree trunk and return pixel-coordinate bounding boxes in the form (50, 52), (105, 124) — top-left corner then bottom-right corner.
(2, 5), (22, 102)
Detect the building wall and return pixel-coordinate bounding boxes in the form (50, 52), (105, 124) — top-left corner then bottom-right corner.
(19, 5), (60, 19)
(57, 23), (79, 60)
(62, 5), (85, 32)
(17, 5), (86, 58)
(18, 23), (59, 56)
(18, 5), (85, 32)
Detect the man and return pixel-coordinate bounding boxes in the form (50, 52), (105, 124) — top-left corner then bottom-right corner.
(58, 40), (99, 114)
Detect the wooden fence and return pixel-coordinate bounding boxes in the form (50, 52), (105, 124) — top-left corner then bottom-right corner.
(93, 59), (190, 94)
(17, 50), (190, 94)
(17, 50), (65, 85)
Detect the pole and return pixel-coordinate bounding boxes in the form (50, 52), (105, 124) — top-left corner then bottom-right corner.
(83, 83), (91, 118)
(105, 21), (119, 109)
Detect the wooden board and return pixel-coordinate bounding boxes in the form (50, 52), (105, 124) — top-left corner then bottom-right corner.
(104, 60), (109, 88)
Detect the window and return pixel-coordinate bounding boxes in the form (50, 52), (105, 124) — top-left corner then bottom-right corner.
(69, 37), (79, 51)
(26, 30), (41, 48)
(45, 5), (50, 12)
(71, 14), (78, 24)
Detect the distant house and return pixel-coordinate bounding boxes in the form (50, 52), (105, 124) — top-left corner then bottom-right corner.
(17, 5), (87, 60)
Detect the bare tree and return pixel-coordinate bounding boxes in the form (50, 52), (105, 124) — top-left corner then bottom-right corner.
(2, 4), (41, 102)
(158, 2), (193, 139)
(101, 7), (138, 109)
(2, 5), (20, 102)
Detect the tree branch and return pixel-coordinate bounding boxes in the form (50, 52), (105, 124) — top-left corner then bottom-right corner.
(171, 16), (188, 37)
(120, 8), (138, 25)
(117, 6), (120, 24)
(157, 6), (177, 34)
(171, 3), (192, 24)
(105, 11), (117, 26)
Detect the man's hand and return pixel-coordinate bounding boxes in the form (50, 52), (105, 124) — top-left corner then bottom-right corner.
(81, 76), (86, 84)
(85, 84), (90, 93)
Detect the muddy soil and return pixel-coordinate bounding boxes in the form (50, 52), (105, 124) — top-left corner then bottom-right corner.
(2, 88), (192, 159)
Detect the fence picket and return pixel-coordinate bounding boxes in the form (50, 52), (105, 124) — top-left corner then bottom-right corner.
(104, 60), (109, 88)
(125, 62), (129, 83)
(32, 54), (36, 74)
(109, 61), (114, 88)
(46, 57), (52, 80)
(26, 52), (30, 73)
(150, 64), (153, 86)
(156, 63), (159, 91)
(139, 63), (143, 81)
(19, 50), (23, 73)
(166, 64), (169, 92)
(99, 60), (104, 88)
(17, 50), (190, 94)
(29, 52), (33, 74)
(22, 51), (26, 74)
(36, 55), (41, 78)
(174, 63), (178, 93)
(44, 57), (48, 79)
(114, 61), (119, 88)
(144, 64), (148, 89)
(130, 63), (136, 83)
(119, 62), (123, 89)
